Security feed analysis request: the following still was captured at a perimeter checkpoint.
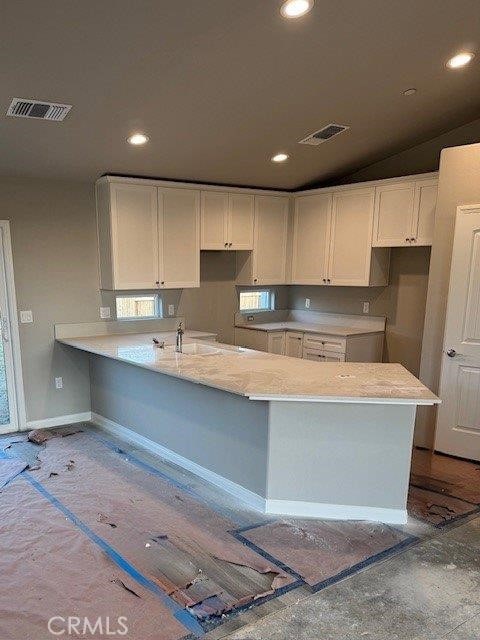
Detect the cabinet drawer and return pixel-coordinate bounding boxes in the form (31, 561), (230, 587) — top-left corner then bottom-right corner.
(303, 348), (346, 362)
(303, 333), (346, 353)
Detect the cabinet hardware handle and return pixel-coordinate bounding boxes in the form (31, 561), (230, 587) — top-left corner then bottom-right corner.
(405, 237), (410, 243)
(410, 237), (416, 242)
(327, 278), (331, 283)
(322, 278), (326, 283)
(161, 281), (165, 285)
(229, 242), (232, 247)
(155, 281), (159, 285)
(254, 278), (258, 283)
(224, 242), (228, 247)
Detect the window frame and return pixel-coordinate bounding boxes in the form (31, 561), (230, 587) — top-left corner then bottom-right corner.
(115, 294), (163, 321)
(239, 289), (275, 314)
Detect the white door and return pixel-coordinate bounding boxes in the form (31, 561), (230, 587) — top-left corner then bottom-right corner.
(200, 191), (228, 250)
(292, 194), (332, 284)
(110, 183), (159, 289)
(435, 205), (480, 460)
(228, 194), (254, 250)
(252, 196), (288, 285)
(285, 331), (303, 358)
(328, 189), (375, 286)
(372, 182), (416, 247)
(159, 188), (200, 289)
(0, 224), (24, 433)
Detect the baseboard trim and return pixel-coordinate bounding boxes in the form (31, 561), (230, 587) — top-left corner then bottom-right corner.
(265, 499), (408, 524)
(91, 413), (266, 512)
(25, 412), (92, 431)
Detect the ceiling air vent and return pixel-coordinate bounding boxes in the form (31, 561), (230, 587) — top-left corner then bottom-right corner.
(299, 123), (349, 146)
(6, 98), (72, 121)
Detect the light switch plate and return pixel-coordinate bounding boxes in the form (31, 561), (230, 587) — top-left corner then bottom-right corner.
(168, 304), (175, 316)
(363, 302), (370, 314)
(305, 298), (310, 309)
(20, 310), (33, 323)
(100, 307), (111, 319)
(55, 377), (63, 389)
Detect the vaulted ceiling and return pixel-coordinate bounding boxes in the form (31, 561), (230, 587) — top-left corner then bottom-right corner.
(1, 0), (480, 189)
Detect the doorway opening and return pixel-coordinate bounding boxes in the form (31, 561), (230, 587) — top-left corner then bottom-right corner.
(0, 221), (25, 434)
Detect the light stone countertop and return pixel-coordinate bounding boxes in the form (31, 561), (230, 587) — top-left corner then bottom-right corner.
(58, 331), (439, 406)
(235, 321), (383, 337)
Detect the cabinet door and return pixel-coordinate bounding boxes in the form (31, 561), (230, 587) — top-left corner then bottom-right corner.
(413, 179), (437, 246)
(200, 192), (228, 249)
(159, 188), (200, 288)
(252, 196), (289, 284)
(267, 331), (286, 355)
(292, 194), (332, 284)
(234, 328), (267, 351)
(328, 189), (375, 286)
(110, 183), (159, 289)
(372, 182), (415, 247)
(285, 331), (303, 358)
(228, 194), (254, 250)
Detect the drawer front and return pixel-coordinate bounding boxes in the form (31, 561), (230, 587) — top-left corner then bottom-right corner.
(303, 348), (346, 362)
(303, 333), (346, 353)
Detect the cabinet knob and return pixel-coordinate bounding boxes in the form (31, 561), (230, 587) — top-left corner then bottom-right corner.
(405, 237), (410, 243)
(327, 278), (331, 283)
(161, 281), (165, 285)
(155, 281), (159, 285)
(254, 278), (258, 283)
(322, 278), (326, 283)
(224, 242), (228, 247)
(410, 237), (416, 242)
(229, 242), (232, 247)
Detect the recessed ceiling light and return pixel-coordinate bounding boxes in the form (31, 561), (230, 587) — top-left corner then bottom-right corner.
(271, 153), (289, 163)
(280, 0), (314, 19)
(127, 133), (149, 145)
(403, 88), (417, 96)
(446, 52), (475, 69)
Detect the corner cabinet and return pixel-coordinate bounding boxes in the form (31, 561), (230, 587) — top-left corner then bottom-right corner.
(372, 178), (437, 247)
(292, 188), (389, 287)
(96, 179), (200, 290)
(236, 195), (289, 285)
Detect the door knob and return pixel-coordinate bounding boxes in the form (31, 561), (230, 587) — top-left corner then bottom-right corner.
(446, 348), (465, 358)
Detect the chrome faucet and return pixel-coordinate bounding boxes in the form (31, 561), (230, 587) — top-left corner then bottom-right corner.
(176, 322), (184, 353)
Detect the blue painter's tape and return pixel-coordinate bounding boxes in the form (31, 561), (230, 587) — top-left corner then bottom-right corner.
(22, 471), (205, 637)
(88, 432), (253, 527)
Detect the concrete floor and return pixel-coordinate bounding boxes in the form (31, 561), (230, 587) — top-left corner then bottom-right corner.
(224, 516), (480, 640)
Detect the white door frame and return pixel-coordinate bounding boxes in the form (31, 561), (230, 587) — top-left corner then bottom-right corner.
(0, 221), (26, 433)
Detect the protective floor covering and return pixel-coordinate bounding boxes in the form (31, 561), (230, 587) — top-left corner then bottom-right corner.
(1, 428), (479, 640)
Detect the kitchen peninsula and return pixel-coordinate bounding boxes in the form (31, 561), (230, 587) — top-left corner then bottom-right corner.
(57, 322), (439, 524)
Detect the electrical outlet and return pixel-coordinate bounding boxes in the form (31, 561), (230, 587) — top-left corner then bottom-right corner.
(305, 298), (310, 309)
(20, 310), (33, 323)
(100, 306), (111, 319)
(168, 304), (175, 316)
(55, 377), (63, 390)
(363, 301), (370, 314)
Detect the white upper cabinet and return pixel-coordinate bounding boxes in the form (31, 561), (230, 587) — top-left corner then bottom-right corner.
(413, 178), (438, 246)
(292, 194), (332, 284)
(329, 188), (376, 286)
(159, 188), (200, 289)
(103, 183), (159, 290)
(291, 187), (388, 287)
(96, 179), (199, 290)
(200, 192), (228, 250)
(373, 178), (437, 247)
(252, 195), (289, 284)
(200, 191), (253, 250)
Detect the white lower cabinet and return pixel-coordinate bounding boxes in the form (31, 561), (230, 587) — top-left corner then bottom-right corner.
(285, 331), (303, 358)
(303, 349), (346, 362)
(235, 328), (383, 362)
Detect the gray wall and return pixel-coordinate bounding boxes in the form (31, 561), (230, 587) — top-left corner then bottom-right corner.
(0, 177), (101, 422)
(416, 142), (480, 447)
(288, 246), (431, 377)
(335, 117), (480, 185)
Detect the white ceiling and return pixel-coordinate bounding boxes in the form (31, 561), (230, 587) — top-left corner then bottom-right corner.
(1, 0), (480, 189)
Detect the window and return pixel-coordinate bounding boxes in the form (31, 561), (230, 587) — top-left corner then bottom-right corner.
(239, 290), (274, 313)
(116, 295), (162, 320)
